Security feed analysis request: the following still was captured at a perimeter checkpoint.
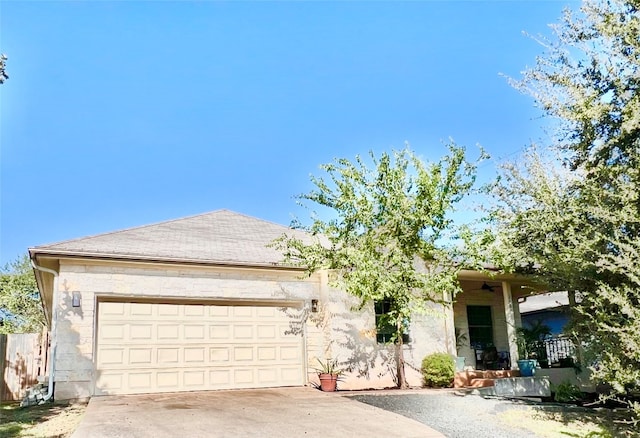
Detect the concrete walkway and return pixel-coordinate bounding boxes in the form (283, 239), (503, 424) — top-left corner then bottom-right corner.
(71, 387), (444, 438)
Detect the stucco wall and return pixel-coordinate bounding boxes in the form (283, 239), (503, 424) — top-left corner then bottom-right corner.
(52, 259), (452, 399)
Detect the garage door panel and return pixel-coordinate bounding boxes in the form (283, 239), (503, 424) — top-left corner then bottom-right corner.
(158, 304), (179, 316)
(100, 324), (125, 340)
(184, 325), (205, 339)
(233, 369), (254, 384)
(233, 346), (253, 361)
(129, 348), (153, 365)
(184, 347), (206, 363)
(96, 373), (124, 392)
(157, 371), (179, 389)
(281, 367), (304, 383)
(130, 324), (153, 340)
(96, 302), (304, 395)
(257, 325), (276, 339)
(233, 307), (253, 317)
(184, 305), (205, 316)
(209, 306), (229, 317)
(101, 302), (126, 316)
(184, 371), (205, 386)
(130, 303), (153, 316)
(158, 325), (179, 339)
(98, 348), (125, 366)
(210, 369), (230, 385)
(129, 372), (152, 389)
(209, 347), (229, 362)
(158, 348), (180, 364)
(257, 346), (276, 361)
(257, 307), (277, 317)
(280, 345), (301, 361)
(234, 325), (253, 339)
(210, 325), (230, 339)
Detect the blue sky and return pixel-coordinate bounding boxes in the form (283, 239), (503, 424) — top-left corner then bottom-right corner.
(1, 1), (577, 266)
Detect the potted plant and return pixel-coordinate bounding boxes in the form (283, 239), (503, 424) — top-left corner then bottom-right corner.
(315, 358), (343, 392)
(516, 321), (552, 376)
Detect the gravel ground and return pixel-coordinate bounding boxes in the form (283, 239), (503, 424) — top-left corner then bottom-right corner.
(348, 392), (540, 438)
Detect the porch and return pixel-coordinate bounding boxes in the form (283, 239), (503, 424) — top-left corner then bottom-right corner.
(449, 274), (587, 394)
(452, 274), (530, 372)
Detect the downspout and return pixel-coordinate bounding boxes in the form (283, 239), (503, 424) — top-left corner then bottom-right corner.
(30, 260), (58, 402)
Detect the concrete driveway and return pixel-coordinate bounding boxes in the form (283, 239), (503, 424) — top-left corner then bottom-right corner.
(71, 387), (443, 438)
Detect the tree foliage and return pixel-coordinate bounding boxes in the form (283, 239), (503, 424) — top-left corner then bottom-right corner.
(0, 54), (8, 84)
(0, 254), (45, 333)
(275, 145), (481, 388)
(515, 0), (640, 173)
(491, 0), (640, 421)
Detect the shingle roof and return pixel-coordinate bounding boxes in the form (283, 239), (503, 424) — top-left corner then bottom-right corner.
(29, 210), (312, 267)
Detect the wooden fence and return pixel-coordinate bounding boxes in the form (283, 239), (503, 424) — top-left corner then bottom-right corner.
(0, 329), (49, 402)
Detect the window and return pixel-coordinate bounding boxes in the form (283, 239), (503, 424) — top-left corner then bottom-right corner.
(375, 299), (410, 344)
(466, 305), (493, 349)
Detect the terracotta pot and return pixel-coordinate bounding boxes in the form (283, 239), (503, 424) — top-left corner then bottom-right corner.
(318, 373), (338, 392)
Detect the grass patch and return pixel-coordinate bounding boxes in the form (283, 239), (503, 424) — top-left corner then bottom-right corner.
(497, 404), (639, 438)
(0, 402), (86, 438)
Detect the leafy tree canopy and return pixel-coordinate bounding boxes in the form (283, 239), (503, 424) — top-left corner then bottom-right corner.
(275, 144), (483, 388)
(491, 0), (640, 422)
(514, 0), (640, 174)
(0, 54), (7, 84)
(0, 254), (45, 334)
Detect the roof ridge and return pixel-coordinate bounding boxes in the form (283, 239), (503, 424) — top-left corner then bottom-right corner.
(227, 210), (296, 232)
(29, 209), (232, 250)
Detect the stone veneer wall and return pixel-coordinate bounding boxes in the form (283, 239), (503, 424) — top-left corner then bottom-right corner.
(53, 259), (454, 399)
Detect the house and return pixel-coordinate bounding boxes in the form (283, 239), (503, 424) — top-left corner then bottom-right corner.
(519, 291), (570, 336)
(29, 210), (537, 400)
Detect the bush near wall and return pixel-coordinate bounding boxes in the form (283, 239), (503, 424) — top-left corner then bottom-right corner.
(421, 353), (454, 388)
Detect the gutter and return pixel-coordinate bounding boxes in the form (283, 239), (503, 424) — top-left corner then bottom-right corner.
(30, 259), (58, 402)
(28, 249), (307, 271)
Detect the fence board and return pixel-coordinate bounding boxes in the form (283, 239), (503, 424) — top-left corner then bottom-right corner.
(0, 330), (49, 401)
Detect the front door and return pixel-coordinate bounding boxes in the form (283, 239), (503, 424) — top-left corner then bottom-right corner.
(466, 305), (494, 369)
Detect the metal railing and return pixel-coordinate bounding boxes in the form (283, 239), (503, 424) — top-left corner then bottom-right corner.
(529, 337), (576, 367)
(544, 336), (576, 365)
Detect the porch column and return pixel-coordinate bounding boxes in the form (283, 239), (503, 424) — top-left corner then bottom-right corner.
(502, 281), (519, 367)
(443, 289), (456, 357)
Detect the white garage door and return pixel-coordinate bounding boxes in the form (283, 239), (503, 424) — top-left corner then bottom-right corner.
(95, 301), (305, 395)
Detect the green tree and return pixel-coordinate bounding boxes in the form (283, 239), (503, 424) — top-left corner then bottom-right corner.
(491, 0), (640, 421)
(0, 254), (45, 333)
(274, 145), (482, 388)
(0, 54), (8, 84)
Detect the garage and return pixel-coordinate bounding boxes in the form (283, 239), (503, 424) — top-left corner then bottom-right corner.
(95, 300), (305, 395)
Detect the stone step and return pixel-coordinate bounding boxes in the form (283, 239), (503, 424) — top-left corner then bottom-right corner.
(460, 377), (551, 399)
(477, 386), (496, 397)
(468, 378), (496, 388)
(494, 376), (551, 397)
(454, 369), (521, 388)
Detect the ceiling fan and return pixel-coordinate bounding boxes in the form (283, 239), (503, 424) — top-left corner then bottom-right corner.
(481, 282), (495, 291)
(472, 282), (499, 292)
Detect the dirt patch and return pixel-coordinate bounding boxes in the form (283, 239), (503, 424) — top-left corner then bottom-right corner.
(0, 402), (87, 438)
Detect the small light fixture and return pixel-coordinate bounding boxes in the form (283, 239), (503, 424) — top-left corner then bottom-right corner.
(311, 299), (319, 313)
(72, 292), (81, 308)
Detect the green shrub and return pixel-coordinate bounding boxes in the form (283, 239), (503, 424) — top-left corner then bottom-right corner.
(421, 353), (454, 387)
(553, 381), (582, 403)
